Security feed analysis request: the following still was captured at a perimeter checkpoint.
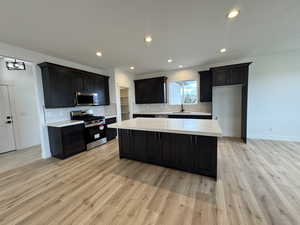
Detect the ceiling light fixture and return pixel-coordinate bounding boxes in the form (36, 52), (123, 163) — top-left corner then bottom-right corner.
(178, 65), (183, 68)
(167, 59), (173, 63)
(144, 35), (152, 43)
(227, 9), (239, 19)
(130, 66), (135, 70)
(6, 59), (26, 70)
(96, 51), (102, 57)
(220, 48), (227, 53)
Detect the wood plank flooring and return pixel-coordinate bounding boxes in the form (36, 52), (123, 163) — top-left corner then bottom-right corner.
(0, 145), (41, 173)
(0, 138), (299, 225)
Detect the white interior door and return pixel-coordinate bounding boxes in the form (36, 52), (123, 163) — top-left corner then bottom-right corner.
(0, 86), (16, 153)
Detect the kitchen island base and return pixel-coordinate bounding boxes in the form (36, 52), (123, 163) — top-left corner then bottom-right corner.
(118, 129), (217, 179)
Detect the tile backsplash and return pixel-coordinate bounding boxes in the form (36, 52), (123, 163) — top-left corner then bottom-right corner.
(44, 103), (117, 123)
(133, 103), (211, 113)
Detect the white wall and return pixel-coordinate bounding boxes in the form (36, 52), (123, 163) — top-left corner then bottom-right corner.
(246, 50), (300, 141)
(135, 49), (300, 142)
(207, 50), (300, 141)
(114, 68), (135, 122)
(0, 41), (116, 158)
(134, 69), (212, 113)
(0, 59), (41, 149)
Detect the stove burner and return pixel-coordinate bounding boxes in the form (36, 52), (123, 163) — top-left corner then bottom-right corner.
(70, 110), (105, 127)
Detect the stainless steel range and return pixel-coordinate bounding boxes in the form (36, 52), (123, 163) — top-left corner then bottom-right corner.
(70, 110), (107, 150)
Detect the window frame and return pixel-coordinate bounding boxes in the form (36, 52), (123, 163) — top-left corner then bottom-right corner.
(168, 79), (199, 105)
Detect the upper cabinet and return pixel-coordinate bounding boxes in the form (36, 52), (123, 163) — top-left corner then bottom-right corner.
(211, 63), (251, 86)
(134, 77), (167, 104)
(38, 62), (110, 108)
(199, 70), (212, 102)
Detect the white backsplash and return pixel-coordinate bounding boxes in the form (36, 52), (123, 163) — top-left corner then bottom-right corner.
(134, 103), (212, 113)
(44, 103), (117, 123)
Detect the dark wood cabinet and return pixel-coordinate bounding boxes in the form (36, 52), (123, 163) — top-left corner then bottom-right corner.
(38, 62), (110, 108)
(211, 62), (252, 143)
(134, 77), (167, 104)
(40, 64), (75, 108)
(212, 69), (230, 86)
(133, 114), (212, 119)
(105, 117), (117, 141)
(48, 124), (86, 159)
(167, 114), (212, 119)
(146, 132), (162, 165)
(118, 129), (134, 158)
(133, 114), (156, 118)
(199, 70), (212, 102)
(118, 129), (217, 179)
(193, 136), (217, 176)
(230, 67), (247, 85)
(211, 63), (250, 86)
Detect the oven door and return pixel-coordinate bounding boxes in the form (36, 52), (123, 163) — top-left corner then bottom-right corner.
(84, 124), (106, 144)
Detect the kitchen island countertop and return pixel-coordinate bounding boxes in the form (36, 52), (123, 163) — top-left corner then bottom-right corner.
(108, 118), (222, 137)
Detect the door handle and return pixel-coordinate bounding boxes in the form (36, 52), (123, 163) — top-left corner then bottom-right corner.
(6, 121), (12, 124)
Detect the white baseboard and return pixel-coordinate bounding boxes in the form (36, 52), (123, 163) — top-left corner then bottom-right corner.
(247, 134), (300, 142)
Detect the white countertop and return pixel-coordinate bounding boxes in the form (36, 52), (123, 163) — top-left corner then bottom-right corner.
(133, 111), (212, 116)
(47, 120), (84, 128)
(108, 118), (222, 137)
(47, 115), (117, 128)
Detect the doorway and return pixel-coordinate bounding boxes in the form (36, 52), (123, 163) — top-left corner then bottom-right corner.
(0, 85), (16, 153)
(0, 57), (41, 172)
(120, 87), (130, 121)
(212, 85), (242, 137)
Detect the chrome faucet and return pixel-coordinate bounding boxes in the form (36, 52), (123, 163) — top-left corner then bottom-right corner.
(180, 104), (184, 112)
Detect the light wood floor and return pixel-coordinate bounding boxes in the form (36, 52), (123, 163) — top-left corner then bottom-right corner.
(0, 145), (41, 174)
(0, 138), (299, 225)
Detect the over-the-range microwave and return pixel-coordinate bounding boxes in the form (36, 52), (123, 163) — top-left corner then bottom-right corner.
(76, 92), (100, 106)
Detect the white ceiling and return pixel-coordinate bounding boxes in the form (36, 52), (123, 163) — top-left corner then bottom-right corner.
(0, 0), (299, 74)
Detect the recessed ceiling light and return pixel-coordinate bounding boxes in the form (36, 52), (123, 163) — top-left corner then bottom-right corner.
(145, 35), (152, 43)
(96, 51), (102, 57)
(227, 9), (239, 19)
(220, 48), (227, 53)
(167, 59), (173, 63)
(178, 65), (183, 68)
(130, 66), (135, 70)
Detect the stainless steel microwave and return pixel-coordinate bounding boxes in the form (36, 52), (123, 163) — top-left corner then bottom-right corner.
(76, 92), (100, 106)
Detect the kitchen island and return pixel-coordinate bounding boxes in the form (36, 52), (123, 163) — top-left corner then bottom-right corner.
(108, 118), (222, 179)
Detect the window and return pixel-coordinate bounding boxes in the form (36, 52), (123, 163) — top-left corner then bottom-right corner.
(169, 80), (198, 104)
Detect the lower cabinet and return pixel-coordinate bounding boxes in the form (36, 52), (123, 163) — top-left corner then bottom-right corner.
(118, 129), (217, 179)
(105, 117), (117, 141)
(133, 114), (212, 119)
(133, 114), (156, 118)
(48, 124), (86, 159)
(167, 115), (212, 119)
